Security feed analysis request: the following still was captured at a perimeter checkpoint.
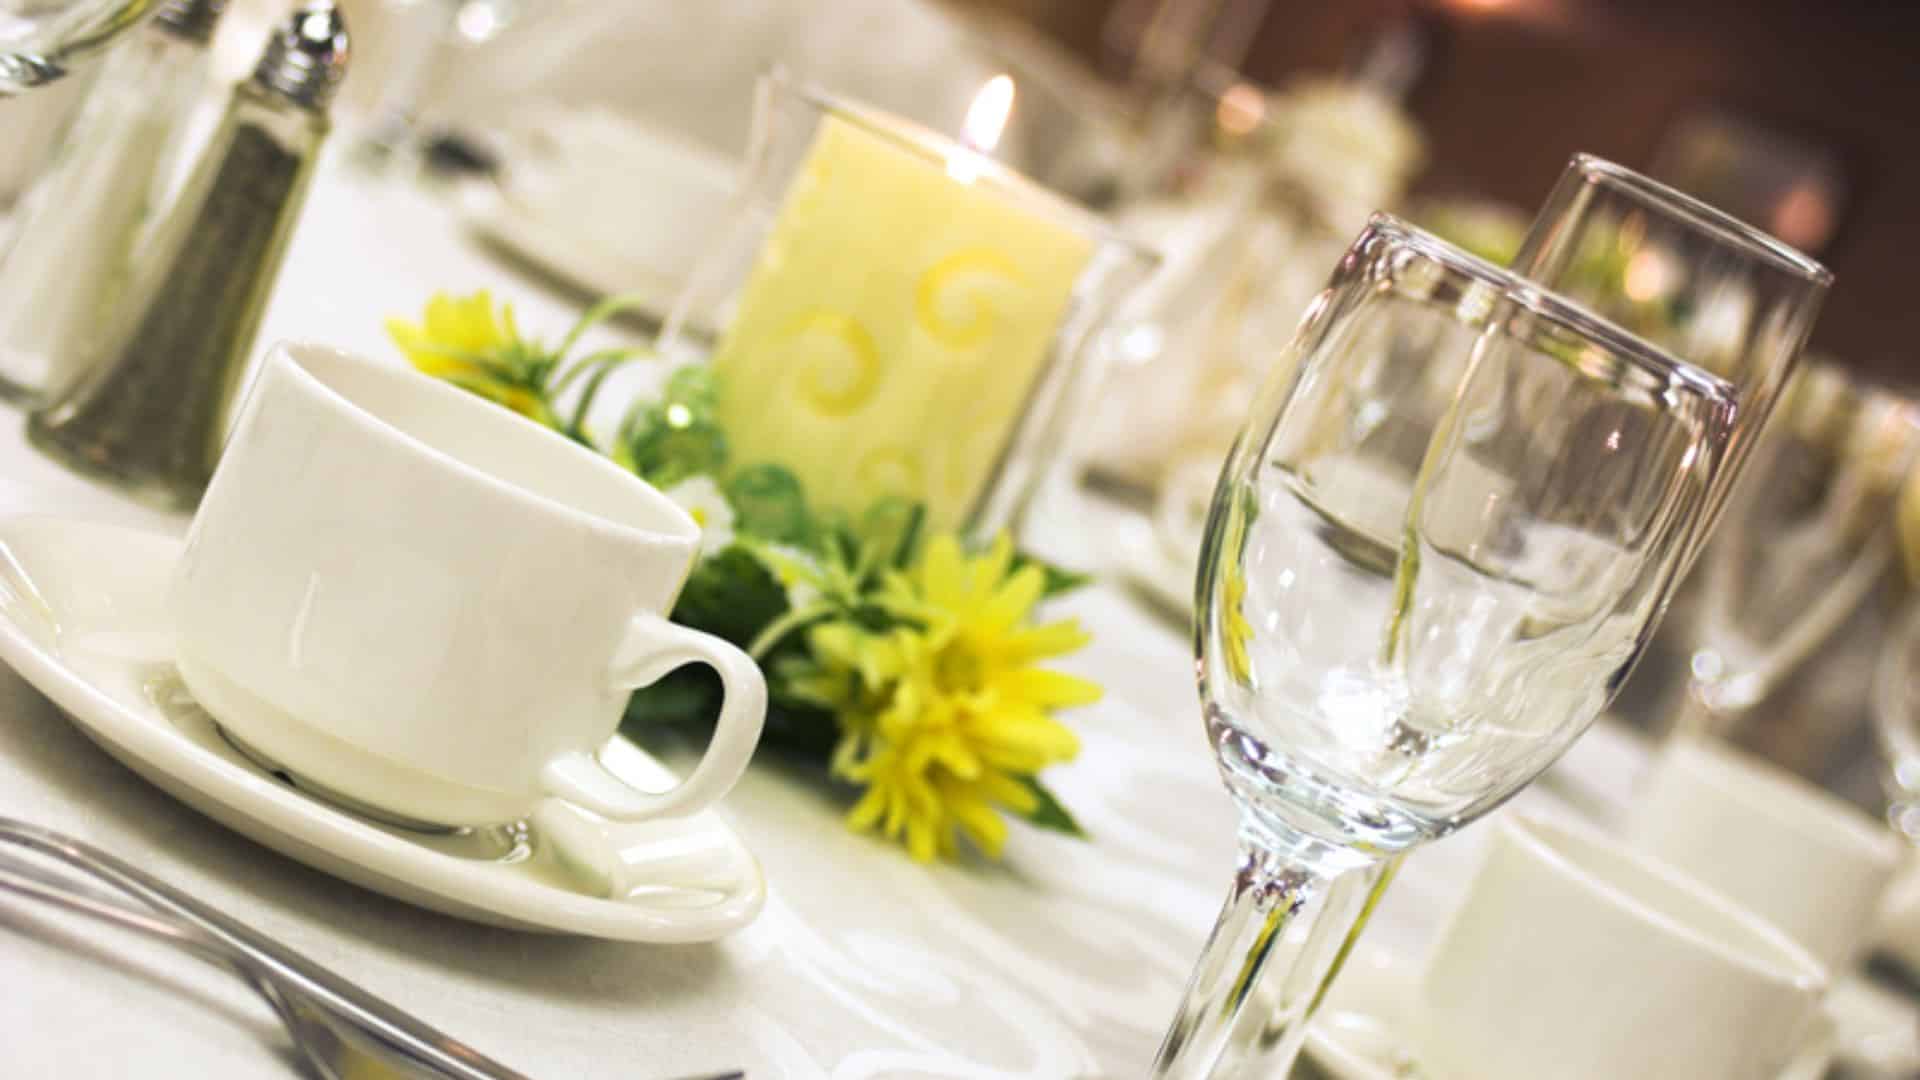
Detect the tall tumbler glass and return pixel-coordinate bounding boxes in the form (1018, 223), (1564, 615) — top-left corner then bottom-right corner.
(1152, 215), (1736, 1078)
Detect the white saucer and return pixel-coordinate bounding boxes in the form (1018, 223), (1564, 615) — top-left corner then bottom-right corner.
(1303, 943), (1913, 1080)
(0, 516), (765, 942)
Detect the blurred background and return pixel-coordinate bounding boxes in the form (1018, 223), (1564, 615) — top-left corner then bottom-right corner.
(960, 0), (1920, 381)
(5, 0), (1916, 375)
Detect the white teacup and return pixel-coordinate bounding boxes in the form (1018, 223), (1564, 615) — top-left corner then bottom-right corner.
(1418, 814), (1827, 1080)
(1626, 736), (1904, 971)
(171, 343), (767, 828)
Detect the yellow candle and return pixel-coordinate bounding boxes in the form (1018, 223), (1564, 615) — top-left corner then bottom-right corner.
(710, 113), (1096, 531)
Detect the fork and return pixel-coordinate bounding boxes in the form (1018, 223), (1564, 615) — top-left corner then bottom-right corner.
(0, 818), (744, 1080)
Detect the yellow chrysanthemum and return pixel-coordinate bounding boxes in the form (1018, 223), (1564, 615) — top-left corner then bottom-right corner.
(799, 534), (1099, 861)
(386, 290), (557, 424)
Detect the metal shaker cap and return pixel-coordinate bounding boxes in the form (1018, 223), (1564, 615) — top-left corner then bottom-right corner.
(251, 1), (349, 110)
(153, 0), (227, 44)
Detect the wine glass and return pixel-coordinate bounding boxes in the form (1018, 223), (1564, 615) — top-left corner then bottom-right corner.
(1230, 157), (1831, 1077)
(1683, 364), (1920, 730)
(0, 0), (166, 93)
(1152, 215), (1736, 1078)
(1512, 154), (1833, 562)
(355, 0), (526, 164)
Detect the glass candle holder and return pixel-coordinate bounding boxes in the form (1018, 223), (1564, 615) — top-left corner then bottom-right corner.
(662, 69), (1158, 540)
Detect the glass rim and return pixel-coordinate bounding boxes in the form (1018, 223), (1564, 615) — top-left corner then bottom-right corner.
(1363, 213), (1741, 416)
(766, 67), (1163, 273)
(1560, 153), (1835, 288)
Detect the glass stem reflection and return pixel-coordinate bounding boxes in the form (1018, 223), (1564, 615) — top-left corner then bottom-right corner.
(1150, 831), (1382, 1079)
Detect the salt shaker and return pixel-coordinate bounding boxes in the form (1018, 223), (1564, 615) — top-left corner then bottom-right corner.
(0, 0), (228, 404)
(29, 2), (349, 510)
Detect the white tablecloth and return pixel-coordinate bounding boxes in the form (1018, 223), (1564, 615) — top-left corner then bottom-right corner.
(0, 153), (1649, 1079)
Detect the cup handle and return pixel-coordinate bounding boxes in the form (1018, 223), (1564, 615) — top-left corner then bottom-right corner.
(539, 613), (766, 821)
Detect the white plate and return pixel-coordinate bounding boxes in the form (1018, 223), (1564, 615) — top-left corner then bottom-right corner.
(1303, 942), (1908, 1080)
(455, 180), (692, 327)
(453, 105), (737, 335)
(0, 516), (765, 943)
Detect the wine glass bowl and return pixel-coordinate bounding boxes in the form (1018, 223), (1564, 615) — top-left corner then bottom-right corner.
(1199, 220), (1729, 868)
(1154, 215), (1736, 1079)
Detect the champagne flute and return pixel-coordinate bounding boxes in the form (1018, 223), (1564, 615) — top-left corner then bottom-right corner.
(1151, 215), (1736, 1078)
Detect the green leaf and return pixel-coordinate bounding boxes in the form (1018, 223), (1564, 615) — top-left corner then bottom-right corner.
(556, 293), (657, 359)
(759, 701), (841, 759)
(625, 410), (729, 489)
(856, 497), (924, 571)
(670, 546), (790, 647)
(1009, 552), (1094, 598)
(726, 464), (814, 546)
(661, 363), (720, 413)
(623, 666), (721, 730)
(1016, 776), (1088, 839)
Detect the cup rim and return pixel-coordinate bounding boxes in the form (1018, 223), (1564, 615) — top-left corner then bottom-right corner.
(1563, 153), (1834, 288)
(266, 342), (700, 550)
(767, 67), (1163, 274)
(1360, 213), (1740, 423)
(1656, 736), (1904, 866)
(1500, 813), (1828, 990)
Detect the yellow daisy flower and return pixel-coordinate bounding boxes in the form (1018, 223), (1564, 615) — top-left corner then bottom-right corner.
(385, 290), (557, 424)
(803, 534), (1099, 861)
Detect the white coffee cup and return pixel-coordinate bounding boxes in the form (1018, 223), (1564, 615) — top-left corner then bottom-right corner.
(170, 342), (766, 828)
(1626, 735), (1903, 972)
(1418, 814), (1827, 1080)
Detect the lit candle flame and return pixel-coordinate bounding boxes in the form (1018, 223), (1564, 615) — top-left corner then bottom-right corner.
(949, 75), (1015, 184)
(963, 75), (1016, 153)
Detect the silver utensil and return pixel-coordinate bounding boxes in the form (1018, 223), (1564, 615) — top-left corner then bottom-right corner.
(0, 818), (743, 1080)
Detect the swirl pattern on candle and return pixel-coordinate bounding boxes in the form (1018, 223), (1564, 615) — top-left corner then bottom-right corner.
(856, 445), (924, 499)
(914, 248), (1024, 349)
(784, 311), (881, 416)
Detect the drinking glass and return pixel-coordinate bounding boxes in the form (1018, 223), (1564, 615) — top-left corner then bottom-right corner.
(0, 0), (165, 93)
(1153, 215), (1736, 1078)
(1512, 154), (1833, 561)
(1680, 364), (1920, 732)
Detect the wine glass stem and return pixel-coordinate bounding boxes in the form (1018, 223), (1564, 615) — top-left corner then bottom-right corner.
(1150, 831), (1381, 1079)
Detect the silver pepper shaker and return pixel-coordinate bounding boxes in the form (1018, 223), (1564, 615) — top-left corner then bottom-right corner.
(0, 0), (228, 404)
(29, 2), (349, 510)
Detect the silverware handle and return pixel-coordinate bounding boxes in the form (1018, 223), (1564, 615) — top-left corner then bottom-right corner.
(0, 817), (530, 1080)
